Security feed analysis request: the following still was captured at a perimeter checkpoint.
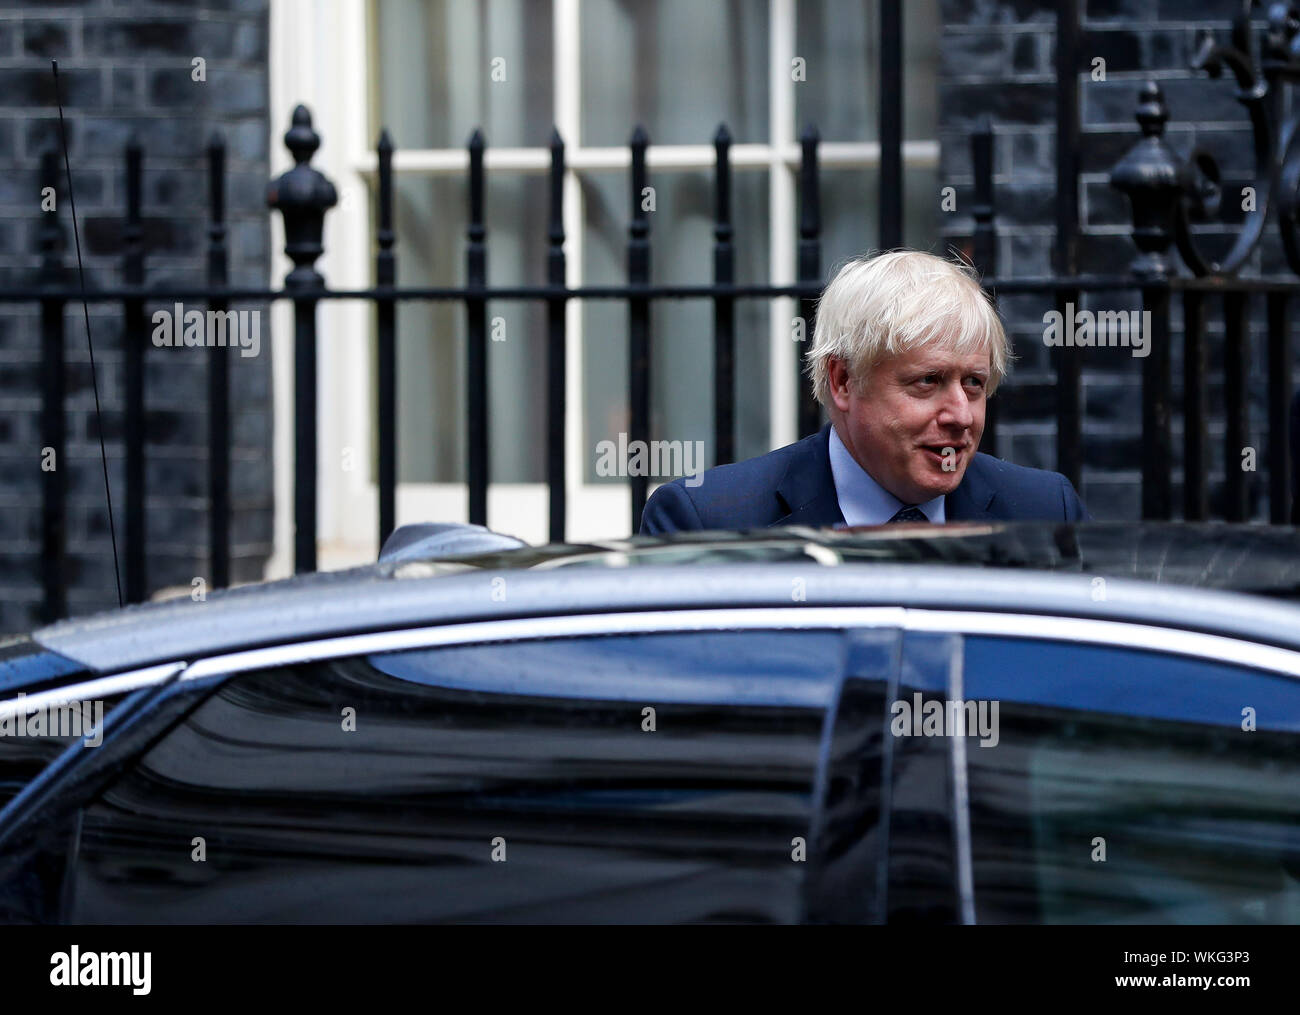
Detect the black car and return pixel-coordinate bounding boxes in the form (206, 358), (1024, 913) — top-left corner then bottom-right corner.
(2, 522), (1299, 924)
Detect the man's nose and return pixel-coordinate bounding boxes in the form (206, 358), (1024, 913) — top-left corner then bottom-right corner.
(937, 381), (974, 429)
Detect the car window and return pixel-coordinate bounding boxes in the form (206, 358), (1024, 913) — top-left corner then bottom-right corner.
(0, 680), (135, 924)
(0, 644), (99, 812)
(802, 626), (899, 924)
(66, 629), (845, 924)
(887, 631), (966, 924)
(962, 635), (1300, 924)
(0, 694), (113, 811)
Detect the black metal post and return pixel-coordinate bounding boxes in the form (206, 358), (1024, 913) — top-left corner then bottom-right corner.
(292, 301), (317, 570)
(971, 115), (999, 458)
(206, 133), (231, 590)
(546, 127), (567, 543)
(971, 116), (997, 279)
(38, 150), (66, 623)
(267, 105), (337, 574)
(1142, 285), (1173, 520)
(122, 136), (146, 602)
(627, 125), (652, 532)
(879, 0), (903, 248)
(1182, 290), (1207, 521)
(797, 123), (822, 440)
(1052, 288), (1082, 488)
(1110, 83), (1185, 280)
(466, 128), (488, 527)
(1223, 290), (1250, 522)
(1054, 0), (1082, 491)
(376, 128), (398, 550)
(1112, 82), (1186, 521)
(1055, 0), (1080, 278)
(713, 124), (735, 466)
(1267, 291), (1290, 524)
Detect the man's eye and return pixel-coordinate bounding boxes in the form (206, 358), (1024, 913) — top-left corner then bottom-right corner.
(965, 376), (986, 388)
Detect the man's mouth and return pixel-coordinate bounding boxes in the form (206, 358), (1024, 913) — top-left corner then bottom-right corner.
(919, 443), (966, 465)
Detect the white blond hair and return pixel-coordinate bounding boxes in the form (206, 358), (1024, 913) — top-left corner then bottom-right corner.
(805, 249), (1010, 405)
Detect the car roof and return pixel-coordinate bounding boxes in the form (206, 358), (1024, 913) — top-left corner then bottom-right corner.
(28, 522), (1300, 677)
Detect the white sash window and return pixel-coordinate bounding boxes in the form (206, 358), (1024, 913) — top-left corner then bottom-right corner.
(266, 0), (938, 574)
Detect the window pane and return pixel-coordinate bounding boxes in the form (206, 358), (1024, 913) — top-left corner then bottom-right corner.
(381, 172), (548, 483)
(964, 637), (1300, 924)
(580, 0), (770, 146)
(795, 0), (939, 142)
(69, 632), (835, 923)
(373, 629), (842, 705)
(818, 167), (942, 271)
(580, 167), (771, 481)
(904, 164), (941, 254)
(372, 0), (555, 149)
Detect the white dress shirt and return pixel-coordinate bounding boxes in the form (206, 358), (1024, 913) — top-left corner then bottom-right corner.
(827, 425), (946, 525)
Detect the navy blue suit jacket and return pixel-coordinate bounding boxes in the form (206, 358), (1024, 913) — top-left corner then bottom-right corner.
(640, 423), (1089, 534)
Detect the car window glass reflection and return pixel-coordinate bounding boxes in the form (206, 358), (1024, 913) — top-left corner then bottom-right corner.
(963, 636), (1300, 924)
(367, 630), (843, 707)
(67, 631), (840, 923)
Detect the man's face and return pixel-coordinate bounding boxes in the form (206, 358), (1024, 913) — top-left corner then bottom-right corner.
(829, 343), (989, 505)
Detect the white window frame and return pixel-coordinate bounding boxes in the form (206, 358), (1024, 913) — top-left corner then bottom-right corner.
(266, 0), (938, 578)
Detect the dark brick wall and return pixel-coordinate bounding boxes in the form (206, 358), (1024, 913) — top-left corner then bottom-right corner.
(939, 0), (1296, 521)
(0, 1), (272, 634)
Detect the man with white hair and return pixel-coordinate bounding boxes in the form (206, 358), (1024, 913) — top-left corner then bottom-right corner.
(640, 249), (1088, 533)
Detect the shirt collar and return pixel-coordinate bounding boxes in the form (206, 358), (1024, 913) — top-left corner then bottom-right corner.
(827, 425), (946, 525)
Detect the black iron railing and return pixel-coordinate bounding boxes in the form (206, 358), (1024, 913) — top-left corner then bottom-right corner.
(20, 0), (1300, 627)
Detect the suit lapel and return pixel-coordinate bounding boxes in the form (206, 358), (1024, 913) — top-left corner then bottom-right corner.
(771, 424), (846, 528)
(945, 454), (998, 521)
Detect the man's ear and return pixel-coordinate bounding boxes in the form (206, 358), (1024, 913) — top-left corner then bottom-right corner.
(827, 355), (856, 413)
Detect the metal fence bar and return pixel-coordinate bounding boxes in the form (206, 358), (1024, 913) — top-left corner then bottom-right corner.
(466, 128), (489, 527)
(1053, 286), (1082, 488)
(971, 117), (997, 279)
(38, 150), (66, 624)
(546, 127), (567, 542)
(1223, 290), (1250, 522)
(1055, 0), (1080, 278)
(713, 124), (736, 467)
(1267, 290), (1290, 524)
(1293, 386), (1300, 526)
(1053, 0), (1082, 493)
(376, 128), (398, 550)
(1142, 284), (1172, 520)
(798, 124), (822, 440)
(292, 296), (318, 572)
(627, 125), (652, 532)
(879, 0), (903, 249)
(122, 137), (146, 603)
(1182, 290), (1207, 521)
(206, 133), (231, 590)
(971, 116), (998, 457)
(267, 106), (336, 574)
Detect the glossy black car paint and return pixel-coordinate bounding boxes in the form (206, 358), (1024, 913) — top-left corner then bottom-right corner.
(10, 632), (852, 923)
(2, 523), (1299, 924)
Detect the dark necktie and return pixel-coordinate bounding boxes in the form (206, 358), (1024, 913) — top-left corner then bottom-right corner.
(888, 506), (929, 523)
